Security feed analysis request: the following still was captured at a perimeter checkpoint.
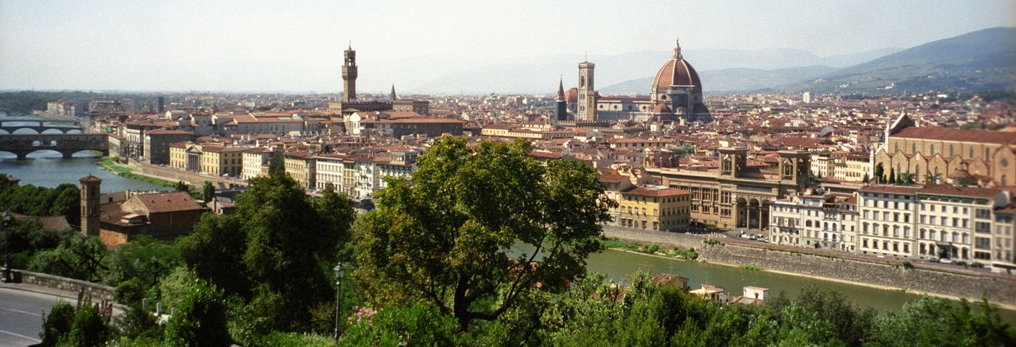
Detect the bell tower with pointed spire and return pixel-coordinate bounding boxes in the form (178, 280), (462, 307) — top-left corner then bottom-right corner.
(342, 44), (358, 102)
(390, 85), (397, 101)
(555, 78), (568, 121)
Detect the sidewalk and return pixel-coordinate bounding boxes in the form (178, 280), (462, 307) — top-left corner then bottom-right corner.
(0, 281), (90, 301)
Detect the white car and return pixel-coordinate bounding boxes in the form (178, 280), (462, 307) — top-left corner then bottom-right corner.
(939, 258), (953, 264)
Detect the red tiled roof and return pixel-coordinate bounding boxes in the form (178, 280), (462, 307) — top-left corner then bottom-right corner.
(622, 186), (690, 197)
(133, 191), (203, 214)
(893, 127), (1016, 145)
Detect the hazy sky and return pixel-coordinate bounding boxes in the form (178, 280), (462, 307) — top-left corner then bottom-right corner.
(2, 0), (1014, 93)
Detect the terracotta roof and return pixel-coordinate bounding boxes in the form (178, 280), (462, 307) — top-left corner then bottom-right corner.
(622, 186), (690, 197)
(893, 127), (1016, 145)
(652, 55), (701, 90)
(80, 175), (102, 183)
(133, 191), (203, 214)
(859, 185), (921, 194)
(598, 174), (627, 184)
(918, 184), (999, 199)
(146, 129), (192, 135)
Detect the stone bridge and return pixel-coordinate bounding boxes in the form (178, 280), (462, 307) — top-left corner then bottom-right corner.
(0, 118), (83, 134)
(0, 133), (108, 160)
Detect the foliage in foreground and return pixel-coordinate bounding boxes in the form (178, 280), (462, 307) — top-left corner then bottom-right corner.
(355, 137), (616, 330)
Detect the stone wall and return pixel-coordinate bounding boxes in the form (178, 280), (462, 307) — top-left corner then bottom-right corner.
(15, 270), (115, 301)
(602, 227), (1016, 307)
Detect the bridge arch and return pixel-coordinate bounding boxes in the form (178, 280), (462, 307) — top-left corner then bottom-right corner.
(11, 128), (40, 135)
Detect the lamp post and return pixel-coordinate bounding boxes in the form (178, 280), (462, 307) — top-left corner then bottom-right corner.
(2, 210), (11, 283)
(333, 262), (346, 340)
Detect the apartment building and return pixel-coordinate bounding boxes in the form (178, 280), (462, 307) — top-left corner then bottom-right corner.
(616, 185), (691, 232)
(769, 193), (859, 252)
(858, 186), (919, 258)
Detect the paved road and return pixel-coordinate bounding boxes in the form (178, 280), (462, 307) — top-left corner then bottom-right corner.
(0, 288), (71, 346)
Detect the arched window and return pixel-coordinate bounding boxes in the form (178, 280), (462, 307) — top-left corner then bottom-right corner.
(969, 147), (974, 158)
(912, 143), (916, 154)
(930, 145), (935, 155)
(949, 145), (954, 157)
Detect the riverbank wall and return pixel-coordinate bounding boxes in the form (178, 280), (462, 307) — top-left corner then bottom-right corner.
(603, 227), (1016, 307)
(124, 159), (246, 189)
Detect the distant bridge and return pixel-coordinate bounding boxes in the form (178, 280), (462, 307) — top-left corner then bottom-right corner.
(0, 134), (108, 160)
(0, 118), (83, 134)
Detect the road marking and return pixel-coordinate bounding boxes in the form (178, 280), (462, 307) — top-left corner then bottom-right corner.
(0, 329), (41, 343)
(2, 308), (42, 317)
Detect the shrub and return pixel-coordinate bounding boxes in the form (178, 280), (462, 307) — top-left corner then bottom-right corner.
(340, 303), (464, 346)
(67, 304), (110, 346)
(163, 278), (230, 346)
(40, 302), (76, 345)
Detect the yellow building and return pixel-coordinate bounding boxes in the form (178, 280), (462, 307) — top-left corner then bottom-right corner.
(284, 151), (315, 190)
(200, 146), (243, 178)
(874, 113), (1016, 186)
(616, 185), (691, 232)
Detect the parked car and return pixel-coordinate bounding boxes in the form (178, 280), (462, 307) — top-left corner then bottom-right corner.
(928, 257), (939, 263)
(954, 260), (967, 266)
(939, 258), (953, 264)
(970, 262), (985, 268)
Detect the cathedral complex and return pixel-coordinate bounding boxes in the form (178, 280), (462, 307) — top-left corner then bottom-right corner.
(558, 39), (712, 124)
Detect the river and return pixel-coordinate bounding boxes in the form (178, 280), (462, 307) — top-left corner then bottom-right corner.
(585, 249), (1015, 322)
(0, 152), (166, 193)
(2, 154), (1014, 322)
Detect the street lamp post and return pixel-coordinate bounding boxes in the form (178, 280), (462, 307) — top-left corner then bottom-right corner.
(2, 210), (11, 283)
(333, 262), (346, 340)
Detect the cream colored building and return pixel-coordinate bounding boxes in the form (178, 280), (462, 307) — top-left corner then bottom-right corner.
(241, 147), (274, 181)
(769, 194), (858, 252)
(858, 185), (918, 258)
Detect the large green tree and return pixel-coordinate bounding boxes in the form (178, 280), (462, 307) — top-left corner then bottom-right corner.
(177, 171), (355, 331)
(354, 137), (615, 330)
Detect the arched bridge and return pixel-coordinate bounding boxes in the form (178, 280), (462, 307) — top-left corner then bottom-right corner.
(0, 134), (108, 160)
(0, 118), (83, 134)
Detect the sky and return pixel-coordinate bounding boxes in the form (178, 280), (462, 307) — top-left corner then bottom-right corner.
(2, 0), (1014, 93)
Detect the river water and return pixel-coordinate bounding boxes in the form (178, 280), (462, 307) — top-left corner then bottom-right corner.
(586, 249), (1015, 322)
(3, 153), (1014, 322)
(0, 153), (166, 193)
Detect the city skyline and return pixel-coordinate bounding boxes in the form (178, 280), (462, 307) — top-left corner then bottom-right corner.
(2, 0), (1015, 93)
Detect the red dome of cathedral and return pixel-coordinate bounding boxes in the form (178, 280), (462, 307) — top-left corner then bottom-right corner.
(651, 39), (701, 92)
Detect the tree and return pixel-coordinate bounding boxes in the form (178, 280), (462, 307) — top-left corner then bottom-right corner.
(888, 168), (896, 184)
(863, 172), (870, 183)
(101, 235), (181, 293)
(177, 171), (355, 331)
(268, 151), (286, 176)
(28, 235), (108, 282)
(164, 275), (231, 346)
(874, 164), (884, 184)
(202, 181), (216, 203)
(355, 137), (615, 330)
(174, 181), (189, 192)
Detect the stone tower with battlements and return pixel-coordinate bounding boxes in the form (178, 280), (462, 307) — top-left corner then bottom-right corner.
(342, 45), (358, 102)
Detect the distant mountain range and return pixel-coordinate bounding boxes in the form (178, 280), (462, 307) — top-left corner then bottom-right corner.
(404, 47), (901, 95)
(601, 27), (1016, 95)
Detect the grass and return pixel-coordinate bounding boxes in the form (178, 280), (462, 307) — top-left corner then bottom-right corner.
(599, 238), (697, 260)
(97, 156), (179, 189)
